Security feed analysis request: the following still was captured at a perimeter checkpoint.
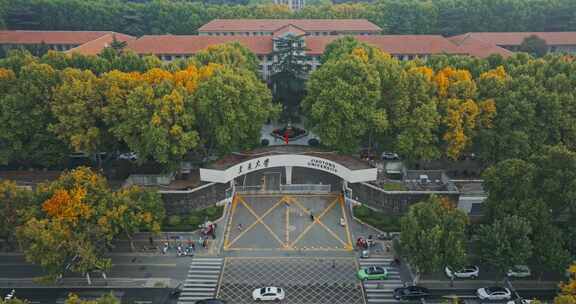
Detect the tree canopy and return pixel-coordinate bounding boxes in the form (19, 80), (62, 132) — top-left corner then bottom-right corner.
(400, 195), (468, 275)
(16, 167), (165, 281)
(0, 42), (276, 169)
(3, 0), (576, 37)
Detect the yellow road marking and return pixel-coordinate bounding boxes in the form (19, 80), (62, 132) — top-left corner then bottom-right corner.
(289, 195), (352, 250)
(315, 219), (350, 248)
(223, 195), (239, 249)
(226, 195), (285, 248)
(289, 197), (339, 247)
(340, 194), (354, 249)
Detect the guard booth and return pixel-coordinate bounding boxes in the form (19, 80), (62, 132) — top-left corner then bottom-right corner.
(199, 146), (377, 197)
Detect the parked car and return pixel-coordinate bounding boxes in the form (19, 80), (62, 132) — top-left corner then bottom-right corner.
(381, 152), (400, 160)
(507, 265), (531, 278)
(393, 286), (431, 300)
(118, 152), (138, 161)
(477, 287), (512, 300)
(3, 289), (15, 300)
(445, 265), (479, 279)
(357, 266), (388, 281)
(252, 287), (285, 301)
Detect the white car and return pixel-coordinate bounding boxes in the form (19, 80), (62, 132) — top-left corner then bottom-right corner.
(445, 265), (479, 279)
(477, 287), (512, 300)
(252, 287), (285, 301)
(4, 289), (15, 300)
(507, 265), (531, 278)
(381, 152), (400, 160)
(118, 152), (138, 161)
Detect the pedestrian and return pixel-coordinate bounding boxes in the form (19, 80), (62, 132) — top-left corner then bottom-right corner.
(191, 240), (195, 251)
(310, 213), (315, 222)
(149, 236), (154, 246)
(202, 238), (207, 249)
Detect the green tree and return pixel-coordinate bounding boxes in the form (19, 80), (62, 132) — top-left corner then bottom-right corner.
(400, 196), (468, 277)
(99, 186), (165, 251)
(270, 33), (309, 119)
(17, 167), (162, 282)
(477, 215), (533, 277)
(0, 181), (36, 249)
(50, 68), (113, 166)
(302, 49), (386, 152)
(0, 61), (68, 167)
(388, 66), (440, 161)
(192, 42), (259, 75)
(321, 36), (365, 64)
(101, 69), (199, 168)
(532, 224), (570, 277)
(194, 65), (277, 155)
(65, 292), (120, 304)
(531, 145), (576, 214)
(519, 35), (548, 57)
(482, 159), (537, 220)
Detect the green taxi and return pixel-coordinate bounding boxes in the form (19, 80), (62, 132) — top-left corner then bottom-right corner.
(357, 266), (388, 281)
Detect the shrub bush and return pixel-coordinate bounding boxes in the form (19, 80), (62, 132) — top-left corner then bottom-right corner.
(167, 215), (181, 226)
(204, 206), (220, 218)
(188, 215), (202, 227)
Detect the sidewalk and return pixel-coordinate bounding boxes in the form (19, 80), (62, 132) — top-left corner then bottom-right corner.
(0, 277), (175, 288)
(419, 279), (558, 290)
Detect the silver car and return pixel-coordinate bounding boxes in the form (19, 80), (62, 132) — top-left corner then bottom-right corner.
(477, 287), (511, 300)
(445, 265), (479, 279)
(507, 265), (531, 278)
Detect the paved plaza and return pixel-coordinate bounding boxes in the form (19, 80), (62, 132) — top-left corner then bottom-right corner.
(217, 257), (364, 304)
(223, 194), (353, 251)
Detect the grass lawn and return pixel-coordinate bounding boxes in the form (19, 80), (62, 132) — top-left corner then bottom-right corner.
(162, 205), (224, 231)
(382, 182), (408, 191)
(353, 205), (401, 232)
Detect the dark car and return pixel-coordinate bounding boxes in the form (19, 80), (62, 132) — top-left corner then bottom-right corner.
(393, 286), (431, 300)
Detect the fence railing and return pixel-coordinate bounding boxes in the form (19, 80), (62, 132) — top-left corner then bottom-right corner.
(235, 184), (331, 194)
(124, 173), (175, 187)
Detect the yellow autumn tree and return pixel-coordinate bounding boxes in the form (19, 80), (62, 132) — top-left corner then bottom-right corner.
(42, 187), (93, 224)
(0, 68), (16, 93)
(556, 263), (576, 304)
(434, 67), (476, 99)
(478, 66), (509, 98)
(142, 67), (173, 85)
(409, 66), (434, 82)
(352, 47), (369, 63)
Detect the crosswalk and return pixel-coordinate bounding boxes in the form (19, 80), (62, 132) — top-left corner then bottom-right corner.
(358, 257), (403, 304)
(177, 257), (224, 304)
